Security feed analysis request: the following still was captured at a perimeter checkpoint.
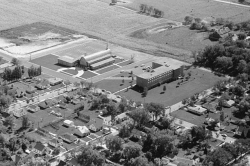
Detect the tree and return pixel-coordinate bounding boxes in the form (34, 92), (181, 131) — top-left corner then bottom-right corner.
(64, 80), (71, 91)
(129, 108), (150, 128)
(130, 156), (151, 166)
(52, 147), (60, 156)
(119, 125), (132, 138)
(77, 146), (105, 166)
(184, 16), (194, 25)
(163, 85), (166, 93)
(11, 58), (20, 66)
(203, 147), (233, 166)
(22, 116), (29, 129)
(80, 80), (85, 88)
(118, 97), (128, 113)
(151, 135), (177, 158)
(123, 144), (142, 161)
(106, 102), (117, 119)
(220, 112), (225, 122)
(105, 136), (123, 153)
(4, 115), (14, 130)
(100, 94), (109, 104)
(0, 134), (5, 148)
(145, 102), (164, 121)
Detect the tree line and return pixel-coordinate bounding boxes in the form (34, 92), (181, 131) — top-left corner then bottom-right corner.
(139, 4), (164, 18)
(2, 65), (24, 82)
(27, 65), (42, 78)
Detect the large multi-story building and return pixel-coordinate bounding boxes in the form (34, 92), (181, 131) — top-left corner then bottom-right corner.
(136, 60), (184, 89)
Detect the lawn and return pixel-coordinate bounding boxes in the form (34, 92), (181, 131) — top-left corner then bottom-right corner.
(80, 71), (97, 79)
(112, 72), (135, 78)
(118, 66), (224, 106)
(31, 54), (62, 71)
(114, 58), (124, 64)
(97, 78), (135, 93)
(96, 65), (120, 74)
(63, 69), (79, 75)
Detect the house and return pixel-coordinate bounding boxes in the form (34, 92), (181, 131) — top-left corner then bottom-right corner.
(48, 138), (61, 147)
(60, 133), (77, 143)
(26, 105), (40, 113)
(11, 155), (22, 165)
(187, 105), (207, 115)
(26, 86), (36, 94)
(45, 98), (58, 107)
(33, 142), (46, 155)
(38, 101), (48, 109)
(63, 120), (74, 127)
(89, 118), (103, 132)
(48, 77), (63, 86)
(235, 126), (250, 138)
(73, 126), (90, 137)
(35, 83), (47, 90)
(209, 27), (230, 41)
(226, 100), (235, 107)
(202, 103), (216, 113)
(78, 112), (90, 123)
(13, 108), (27, 118)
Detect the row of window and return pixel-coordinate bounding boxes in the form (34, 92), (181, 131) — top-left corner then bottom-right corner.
(147, 70), (173, 83)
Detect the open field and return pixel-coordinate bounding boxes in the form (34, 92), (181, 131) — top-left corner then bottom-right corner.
(0, 22), (84, 55)
(0, 0), (247, 61)
(55, 40), (107, 58)
(131, 26), (215, 52)
(80, 71), (98, 79)
(116, 67), (224, 106)
(97, 78), (135, 93)
(31, 54), (62, 70)
(100, 0), (250, 23)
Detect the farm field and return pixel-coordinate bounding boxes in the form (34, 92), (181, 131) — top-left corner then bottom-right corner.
(0, 0), (246, 61)
(131, 26), (215, 52)
(116, 67), (224, 106)
(101, 0), (250, 23)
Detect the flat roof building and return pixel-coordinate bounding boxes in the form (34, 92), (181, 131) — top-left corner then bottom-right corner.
(135, 59), (185, 89)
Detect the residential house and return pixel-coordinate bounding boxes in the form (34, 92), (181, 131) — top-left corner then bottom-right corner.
(45, 98), (58, 107)
(26, 86), (36, 94)
(89, 118), (103, 132)
(78, 112), (90, 123)
(13, 108), (27, 118)
(33, 142), (46, 155)
(73, 126), (90, 137)
(202, 103), (217, 113)
(26, 105), (40, 113)
(187, 105), (207, 115)
(35, 83), (47, 90)
(48, 138), (61, 148)
(38, 100), (47, 109)
(60, 133), (77, 144)
(209, 27), (230, 41)
(235, 126), (250, 138)
(226, 100), (235, 108)
(63, 120), (74, 127)
(48, 78), (63, 86)
(11, 155), (22, 165)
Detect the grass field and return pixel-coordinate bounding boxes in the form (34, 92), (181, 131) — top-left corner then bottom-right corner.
(31, 54), (62, 71)
(96, 65), (120, 74)
(117, 67), (224, 106)
(63, 69), (79, 75)
(97, 78), (135, 93)
(80, 71), (97, 79)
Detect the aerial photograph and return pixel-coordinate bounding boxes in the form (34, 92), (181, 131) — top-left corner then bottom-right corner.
(0, 0), (250, 166)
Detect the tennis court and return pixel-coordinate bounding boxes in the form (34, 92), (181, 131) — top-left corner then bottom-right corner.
(55, 41), (107, 58)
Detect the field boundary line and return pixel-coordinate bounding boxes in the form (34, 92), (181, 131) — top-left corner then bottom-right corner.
(213, 0), (250, 7)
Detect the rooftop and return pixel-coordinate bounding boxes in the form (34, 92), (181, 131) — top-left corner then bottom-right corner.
(136, 58), (185, 79)
(33, 142), (45, 151)
(58, 55), (78, 63)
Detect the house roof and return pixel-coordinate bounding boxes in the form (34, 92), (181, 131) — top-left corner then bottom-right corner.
(34, 142), (45, 151)
(89, 118), (103, 128)
(57, 160), (67, 166)
(188, 105), (207, 114)
(38, 101), (48, 109)
(75, 126), (90, 135)
(11, 155), (21, 164)
(13, 109), (27, 117)
(48, 78), (63, 84)
(28, 105), (38, 109)
(61, 133), (77, 142)
(49, 138), (58, 144)
(64, 120), (74, 125)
